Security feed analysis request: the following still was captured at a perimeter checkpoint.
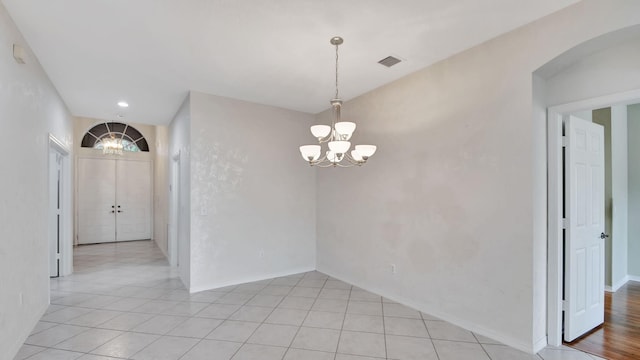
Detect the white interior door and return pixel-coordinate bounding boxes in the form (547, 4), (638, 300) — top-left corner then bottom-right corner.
(49, 152), (62, 277)
(116, 160), (152, 241)
(564, 115), (605, 342)
(78, 158), (117, 244)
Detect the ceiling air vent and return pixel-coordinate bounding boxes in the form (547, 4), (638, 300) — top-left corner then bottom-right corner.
(378, 55), (401, 68)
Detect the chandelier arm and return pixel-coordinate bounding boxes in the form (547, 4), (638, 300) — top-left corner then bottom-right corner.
(307, 152), (329, 166)
(343, 152), (365, 166)
(315, 161), (354, 168)
(317, 134), (333, 144)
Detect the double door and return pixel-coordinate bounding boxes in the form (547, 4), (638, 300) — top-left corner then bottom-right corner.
(78, 158), (151, 244)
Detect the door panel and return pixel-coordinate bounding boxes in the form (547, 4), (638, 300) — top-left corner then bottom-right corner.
(564, 115), (605, 342)
(116, 160), (152, 241)
(78, 158), (117, 244)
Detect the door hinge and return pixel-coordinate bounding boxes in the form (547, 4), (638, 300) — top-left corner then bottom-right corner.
(562, 136), (568, 147)
(562, 218), (567, 229)
(562, 300), (568, 311)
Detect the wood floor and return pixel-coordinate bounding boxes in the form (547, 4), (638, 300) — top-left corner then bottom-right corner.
(565, 281), (640, 360)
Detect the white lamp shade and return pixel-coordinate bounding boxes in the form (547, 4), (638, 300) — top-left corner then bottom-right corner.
(355, 144), (377, 157)
(335, 122), (356, 139)
(328, 141), (351, 154)
(299, 145), (321, 161)
(310, 125), (331, 138)
(351, 150), (363, 162)
(326, 151), (340, 163)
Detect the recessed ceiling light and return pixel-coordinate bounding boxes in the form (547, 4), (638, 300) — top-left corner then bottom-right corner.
(117, 101), (129, 108)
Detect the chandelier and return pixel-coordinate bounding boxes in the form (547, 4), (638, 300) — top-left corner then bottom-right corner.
(299, 36), (376, 167)
(101, 136), (124, 155)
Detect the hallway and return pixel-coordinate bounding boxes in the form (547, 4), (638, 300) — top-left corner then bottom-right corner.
(15, 241), (603, 360)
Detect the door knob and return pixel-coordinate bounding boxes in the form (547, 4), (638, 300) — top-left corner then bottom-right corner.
(600, 232), (610, 239)
(117, 210), (123, 213)
(110, 210), (115, 213)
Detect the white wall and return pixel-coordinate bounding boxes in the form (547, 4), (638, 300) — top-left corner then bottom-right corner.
(169, 95), (191, 287)
(628, 104), (640, 277)
(0, 3), (74, 359)
(188, 91), (316, 292)
(316, 0), (640, 353)
(610, 106), (629, 289)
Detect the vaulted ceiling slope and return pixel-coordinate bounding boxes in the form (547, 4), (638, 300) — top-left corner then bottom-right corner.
(3, 0), (578, 125)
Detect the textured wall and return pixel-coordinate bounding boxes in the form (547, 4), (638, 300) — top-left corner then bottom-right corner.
(188, 91), (316, 292)
(316, 0), (640, 353)
(0, 3), (74, 359)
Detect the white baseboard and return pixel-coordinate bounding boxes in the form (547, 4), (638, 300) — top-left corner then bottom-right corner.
(189, 266), (315, 293)
(628, 275), (640, 283)
(612, 275), (630, 292)
(317, 266), (540, 354)
(533, 336), (548, 354)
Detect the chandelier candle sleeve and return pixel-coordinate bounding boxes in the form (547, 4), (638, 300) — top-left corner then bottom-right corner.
(298, 36), (377, 167)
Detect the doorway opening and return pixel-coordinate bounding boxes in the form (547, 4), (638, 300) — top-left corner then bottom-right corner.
(48, 134), (71, 278)
(547, 89), (640, 358)
(169, 151), (181, 268)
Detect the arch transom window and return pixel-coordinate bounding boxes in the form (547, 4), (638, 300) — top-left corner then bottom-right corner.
(81, 122), (149, 154)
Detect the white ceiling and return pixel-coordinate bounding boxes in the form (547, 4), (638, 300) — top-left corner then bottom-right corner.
(3, 0), (579, 125)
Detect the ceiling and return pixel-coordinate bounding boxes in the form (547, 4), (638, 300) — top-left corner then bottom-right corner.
(3, 0), (579, 125)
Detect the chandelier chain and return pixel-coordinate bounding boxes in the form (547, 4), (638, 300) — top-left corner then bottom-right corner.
(335, 43), (339, 99)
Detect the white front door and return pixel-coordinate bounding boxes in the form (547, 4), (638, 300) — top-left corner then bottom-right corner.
(116, 160), (152, 241)
(77, 158), (151, 244)
(564, 115), (605, 342)
(78, 158), (117, 244)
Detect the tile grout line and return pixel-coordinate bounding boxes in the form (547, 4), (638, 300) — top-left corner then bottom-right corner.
(282, 274), (328, 360)
(333, 281), (353, 360)
(380, 294), (389, 360)
(420, 310), (441, 360)
(472, 332), (493, 360)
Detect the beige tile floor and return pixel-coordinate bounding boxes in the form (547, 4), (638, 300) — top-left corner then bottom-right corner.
(14, 240), (604, 360)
